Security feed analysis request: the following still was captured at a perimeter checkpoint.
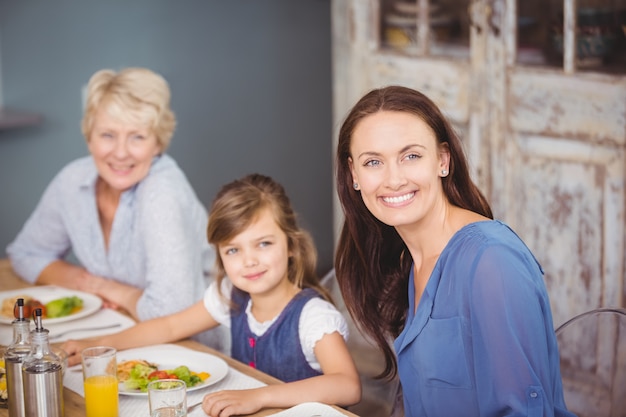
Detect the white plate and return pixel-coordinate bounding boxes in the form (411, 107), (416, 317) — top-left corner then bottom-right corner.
(117, 345), (229, 396)
(0, 285), (103, 325)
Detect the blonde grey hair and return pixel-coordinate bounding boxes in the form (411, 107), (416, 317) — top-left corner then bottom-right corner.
(81, 67), (176, 151)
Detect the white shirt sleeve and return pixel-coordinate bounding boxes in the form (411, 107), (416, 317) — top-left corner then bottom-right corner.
(203, 279), (233, 328)
(299, 298), (350, 372)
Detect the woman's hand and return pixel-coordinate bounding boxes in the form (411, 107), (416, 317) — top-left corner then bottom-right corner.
(76, 272), (140, 319)
(74, 269), (103, 293)
(37, 261), (139, 318)
(61, 339), (98, 367)
(202, 389), (266, 417)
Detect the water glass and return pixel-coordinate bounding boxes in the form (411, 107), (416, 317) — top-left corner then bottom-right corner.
(148, 379), (187, 417)
(81, 346), (119, 417)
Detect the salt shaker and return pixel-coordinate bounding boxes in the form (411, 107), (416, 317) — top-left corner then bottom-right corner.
(4, 298), (31, 417)
(21, 308), (64, 417)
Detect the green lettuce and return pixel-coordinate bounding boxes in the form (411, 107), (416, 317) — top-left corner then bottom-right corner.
(45, 296), (83, 318)
(169, 366), (201, 386)
(124, 363), (157, 392)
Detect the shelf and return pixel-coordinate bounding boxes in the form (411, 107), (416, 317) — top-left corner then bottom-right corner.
(0, 107), (43, 130)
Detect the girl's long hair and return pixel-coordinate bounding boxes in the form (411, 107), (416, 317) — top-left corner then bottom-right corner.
(207, 173), (332, 304)
(335, 86), (492, 380)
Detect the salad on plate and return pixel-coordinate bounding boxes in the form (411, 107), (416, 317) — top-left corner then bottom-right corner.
(117, 359), (210, 392)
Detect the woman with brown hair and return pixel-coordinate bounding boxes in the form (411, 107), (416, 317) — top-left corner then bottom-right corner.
(335, 85), (575, 417)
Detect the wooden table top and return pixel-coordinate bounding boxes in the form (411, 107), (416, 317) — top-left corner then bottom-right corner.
(0, 258), (358, 417)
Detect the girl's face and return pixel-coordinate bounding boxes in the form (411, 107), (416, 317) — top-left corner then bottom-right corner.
(218, 208), (292, 297)
(349, 110), (449, 229)
(88, 107), (162, 192)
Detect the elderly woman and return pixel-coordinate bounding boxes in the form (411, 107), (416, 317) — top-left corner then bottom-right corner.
(7, 68), (216, 332)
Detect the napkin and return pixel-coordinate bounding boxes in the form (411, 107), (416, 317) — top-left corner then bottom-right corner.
(62, 344), (266, 417)
(0, 308), (135, 345)
(266, 402), (351, 417)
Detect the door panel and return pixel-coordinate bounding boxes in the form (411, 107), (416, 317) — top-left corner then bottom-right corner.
(495, 1), (626, 415)
(510, 134), (623, 318)
(509, 71), (626, 143)
(367, 55), (471, 123)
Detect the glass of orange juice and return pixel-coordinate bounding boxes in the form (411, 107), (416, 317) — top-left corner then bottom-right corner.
(81, 346), (118, 417)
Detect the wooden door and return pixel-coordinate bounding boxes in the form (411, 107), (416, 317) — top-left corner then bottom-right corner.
(488, 1), (626, 415)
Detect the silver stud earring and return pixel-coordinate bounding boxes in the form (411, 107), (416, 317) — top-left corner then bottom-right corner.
(441, 169), (448, 177)
(353, 182), (359, 190)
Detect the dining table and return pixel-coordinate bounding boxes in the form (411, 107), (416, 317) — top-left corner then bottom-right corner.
(0, 258), (360, 417)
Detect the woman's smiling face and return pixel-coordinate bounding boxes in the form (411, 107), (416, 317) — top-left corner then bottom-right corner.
(349, 110), (449, 229)
(88, 107), (162, 192)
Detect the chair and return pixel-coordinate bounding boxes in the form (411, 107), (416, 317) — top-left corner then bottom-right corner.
(555, 308), (626, 417)
(321, 269), (400, 417)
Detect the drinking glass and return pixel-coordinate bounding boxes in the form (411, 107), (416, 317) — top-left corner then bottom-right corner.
(148, 379), (187, 417)
(81, 346), (119, 417)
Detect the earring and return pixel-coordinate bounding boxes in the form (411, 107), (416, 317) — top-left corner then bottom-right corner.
(353, 182), (359, 190)
(441, 169), (448, 177)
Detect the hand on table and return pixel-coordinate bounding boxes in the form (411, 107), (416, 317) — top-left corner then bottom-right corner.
(61, 339), (98, 367)
(202, 389), (266, 417)
(38, 261), (141, 319)
(77, 271), (140, 319)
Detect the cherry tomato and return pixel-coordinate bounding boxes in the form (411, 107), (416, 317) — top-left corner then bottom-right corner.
(28, 300), (47, 318)
(168, 374), (178, 380)
(148, 370), (169, 380)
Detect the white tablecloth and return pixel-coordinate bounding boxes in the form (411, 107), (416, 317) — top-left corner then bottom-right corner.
(63, 344), (266, 417)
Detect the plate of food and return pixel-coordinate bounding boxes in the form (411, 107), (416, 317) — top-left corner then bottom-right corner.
(116, 345), (229, 396)
(0, 286), (102, 325)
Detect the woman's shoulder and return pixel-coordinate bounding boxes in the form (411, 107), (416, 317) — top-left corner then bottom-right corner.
(445, 220), (543, 275)
(53, 156), (97, 187)
(443, 220), (529, 263)
(455, 219), (521, 246)
(136, 155), (201, 201)
(141, 154), (187, 184)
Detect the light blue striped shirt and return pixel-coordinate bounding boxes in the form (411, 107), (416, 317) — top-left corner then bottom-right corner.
(6, 154), (216, 321)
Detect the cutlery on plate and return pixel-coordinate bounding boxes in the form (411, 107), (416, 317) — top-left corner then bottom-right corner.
(49, 323), (123, 341)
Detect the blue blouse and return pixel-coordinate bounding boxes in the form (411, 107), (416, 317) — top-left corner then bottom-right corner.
(394, 220), (576, 417)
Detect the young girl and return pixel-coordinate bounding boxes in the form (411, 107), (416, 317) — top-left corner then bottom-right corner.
(62, 173), (361, 416)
